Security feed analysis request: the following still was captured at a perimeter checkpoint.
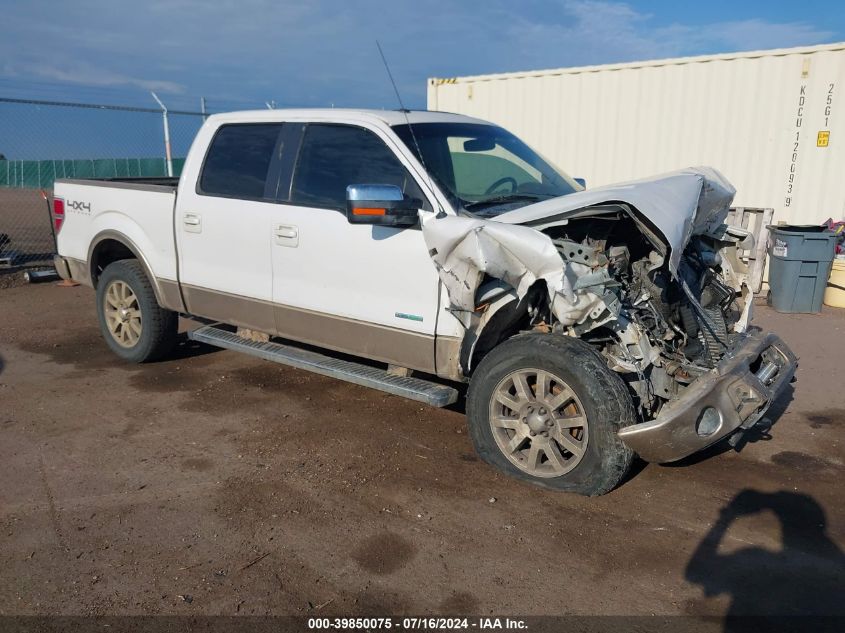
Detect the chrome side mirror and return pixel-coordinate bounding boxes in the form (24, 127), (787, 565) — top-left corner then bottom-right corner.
(345, 184), (419, 227)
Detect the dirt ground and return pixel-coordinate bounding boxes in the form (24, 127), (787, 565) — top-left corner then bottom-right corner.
(0, 189), (56, 266)
(1, 280), (843, 621)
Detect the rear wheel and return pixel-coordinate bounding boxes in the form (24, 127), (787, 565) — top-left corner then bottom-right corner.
(466, 333), (636, 495)
(96, 259), (177, 363)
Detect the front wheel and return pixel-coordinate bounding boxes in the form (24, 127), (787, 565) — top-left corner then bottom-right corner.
(466, 333), (636, 496)
(96, 259), (178, 363)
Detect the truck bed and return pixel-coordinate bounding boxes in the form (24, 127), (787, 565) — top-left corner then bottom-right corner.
(54, 177), (180, 287)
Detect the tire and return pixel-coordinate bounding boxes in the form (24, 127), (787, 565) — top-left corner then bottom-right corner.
(96, 259), (178, 363)
(466, 332), (636, 496)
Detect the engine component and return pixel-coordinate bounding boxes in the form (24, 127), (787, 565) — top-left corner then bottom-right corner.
(552, 238), (606, 267)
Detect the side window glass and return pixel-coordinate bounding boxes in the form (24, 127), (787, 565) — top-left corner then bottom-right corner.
(199, 124), (282, 199)
(290, 124), (429, 210)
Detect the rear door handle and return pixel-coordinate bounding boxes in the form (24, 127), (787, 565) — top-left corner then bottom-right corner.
(183, 213), (202, 233)
(274, 223), (299, 247)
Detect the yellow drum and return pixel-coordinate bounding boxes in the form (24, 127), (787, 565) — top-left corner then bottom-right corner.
(824, 259), (845, 308)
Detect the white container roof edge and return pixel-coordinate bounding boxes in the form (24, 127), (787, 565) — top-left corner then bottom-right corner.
(429, 41), (845, 85)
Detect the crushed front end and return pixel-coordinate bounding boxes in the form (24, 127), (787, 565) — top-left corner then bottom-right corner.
(534, 211), (798, 462)
(617, 329), (796, 462)
(422, 168), (798, 462)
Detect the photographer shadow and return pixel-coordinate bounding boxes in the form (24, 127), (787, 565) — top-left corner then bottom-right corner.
(685, 489), (845, 631)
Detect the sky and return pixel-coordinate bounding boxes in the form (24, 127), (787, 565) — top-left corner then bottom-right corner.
(1, 0), (844, 113)
(0, 0), (843, 161)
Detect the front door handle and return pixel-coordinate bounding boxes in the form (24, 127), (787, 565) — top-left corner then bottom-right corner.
(274, 223), (299, 247)
(183, 212), (202, 233)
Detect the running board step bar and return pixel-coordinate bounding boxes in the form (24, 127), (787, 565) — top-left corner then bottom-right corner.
(188, 325), (459, 408)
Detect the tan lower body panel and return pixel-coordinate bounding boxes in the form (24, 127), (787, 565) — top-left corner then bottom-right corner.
(56, 256), (92, 286)
(181, 284), (276, 334)
(157, 279), (186, 313)
(435, 335), (464, 381)
(55, 261), (459, 378)
(180, 284), (449, 375)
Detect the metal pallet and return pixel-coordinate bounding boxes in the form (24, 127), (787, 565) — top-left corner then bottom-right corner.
(726, 206), (774, 294)
(188, 324), (459, 408)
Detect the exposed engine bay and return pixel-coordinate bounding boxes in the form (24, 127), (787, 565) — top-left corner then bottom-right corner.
(533, 211), (754, 417)
(420, 167), (757, 421)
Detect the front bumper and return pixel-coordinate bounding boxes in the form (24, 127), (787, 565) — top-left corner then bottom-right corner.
(617, 329), (797, 463)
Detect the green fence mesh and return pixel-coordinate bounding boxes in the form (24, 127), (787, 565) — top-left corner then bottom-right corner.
(0, 157), (186, 189)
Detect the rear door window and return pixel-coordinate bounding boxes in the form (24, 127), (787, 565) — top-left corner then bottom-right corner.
(199, 124), (283, 200)
(290, 124), (428, 210)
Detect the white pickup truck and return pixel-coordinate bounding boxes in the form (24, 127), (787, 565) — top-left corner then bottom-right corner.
(53, 108), (796, 495)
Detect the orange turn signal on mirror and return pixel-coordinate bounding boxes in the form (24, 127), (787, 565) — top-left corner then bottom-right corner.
(353, 207), (386, 216)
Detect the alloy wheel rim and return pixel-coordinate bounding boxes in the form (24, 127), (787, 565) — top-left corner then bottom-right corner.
(489, 368), (589, 477)
(104, 280), (142, 348)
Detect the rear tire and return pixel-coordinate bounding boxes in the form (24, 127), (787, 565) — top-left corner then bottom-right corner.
(466, 333), (635, 496)
(96, 259), (177, 363)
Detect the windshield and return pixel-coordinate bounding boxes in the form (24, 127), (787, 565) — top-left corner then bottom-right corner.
(392, 122), (581, 216)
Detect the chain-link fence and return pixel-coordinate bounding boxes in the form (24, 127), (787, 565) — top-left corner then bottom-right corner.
(0, 97), (205, 267)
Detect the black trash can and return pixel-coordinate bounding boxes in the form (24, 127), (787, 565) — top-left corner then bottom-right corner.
(767, 225), (837, 313)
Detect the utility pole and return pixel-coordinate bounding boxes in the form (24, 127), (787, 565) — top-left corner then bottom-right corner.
(151, 91), (173, 177)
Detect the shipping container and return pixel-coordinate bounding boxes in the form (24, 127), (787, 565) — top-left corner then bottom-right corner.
(428, 43), (845, 227)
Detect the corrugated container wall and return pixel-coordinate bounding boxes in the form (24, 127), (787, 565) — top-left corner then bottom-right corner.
(428, 43), (845, 226)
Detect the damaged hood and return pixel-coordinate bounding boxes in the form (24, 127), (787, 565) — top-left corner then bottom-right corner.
(421, 167), (736, 327)
(493, 167), (736, 275)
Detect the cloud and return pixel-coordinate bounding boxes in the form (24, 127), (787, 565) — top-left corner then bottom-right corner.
(0, 0), (838, 109)
(677, 18), (836, 52)
(23, 63), (185, 94)
(502, 1), (836, 71)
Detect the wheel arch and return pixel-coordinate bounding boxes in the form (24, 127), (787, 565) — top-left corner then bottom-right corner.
(88, 230), (167, 307)
(461, 283), (545, 376)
